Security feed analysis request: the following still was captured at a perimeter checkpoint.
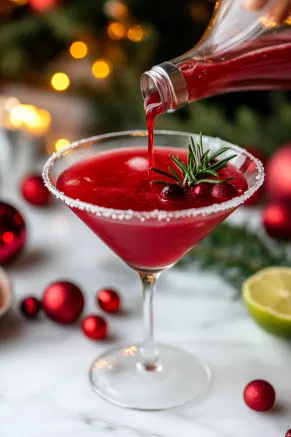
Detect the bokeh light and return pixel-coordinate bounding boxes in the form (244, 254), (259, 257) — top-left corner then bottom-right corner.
(69, 41), (88, 59)
(9, 104), (51, 133)
(104, 1), (128, 19)
(107, 22), (126, 40)
(92, 60), (111, 79)
(51, 73), (70, 91)
(127, 25), (144, 43)
(55, 138), (70, 152)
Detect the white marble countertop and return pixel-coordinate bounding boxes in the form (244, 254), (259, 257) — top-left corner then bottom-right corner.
(1, 191), (291, 437)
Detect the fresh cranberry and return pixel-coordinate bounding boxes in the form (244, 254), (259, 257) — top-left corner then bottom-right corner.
(187, 183), (210, 201)
(211, 183), (238, 202)
(161, 184), (185, 200)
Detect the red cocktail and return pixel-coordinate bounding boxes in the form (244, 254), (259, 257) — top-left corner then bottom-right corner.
(43, 131), (264, 410)
(57, 146), (247, 270)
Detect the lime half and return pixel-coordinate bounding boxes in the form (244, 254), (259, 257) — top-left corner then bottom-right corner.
(243, 267), (291, 338)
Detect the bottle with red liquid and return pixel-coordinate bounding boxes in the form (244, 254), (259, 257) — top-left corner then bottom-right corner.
(141, 0), (291, 117)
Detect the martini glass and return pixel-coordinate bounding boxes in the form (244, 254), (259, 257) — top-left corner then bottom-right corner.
(43, 130), (264, 410)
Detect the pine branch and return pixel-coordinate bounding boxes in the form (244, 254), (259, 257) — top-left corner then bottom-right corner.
(177, 222), (291, 295)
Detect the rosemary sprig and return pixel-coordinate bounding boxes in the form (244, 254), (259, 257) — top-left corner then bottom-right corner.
(151, 133), (237, 187)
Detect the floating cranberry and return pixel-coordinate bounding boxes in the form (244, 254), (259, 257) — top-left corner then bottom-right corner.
(211, 183), (238, 202)
(161, 184), (185, 200)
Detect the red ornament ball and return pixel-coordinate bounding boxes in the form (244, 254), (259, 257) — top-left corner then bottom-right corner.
(266, 143), (291, 202)
(211, 183), (238, 202)
(20, 296), (41, 319)
(285, 430), (291, 437)
(243, 380), (276, 412)
(97, 288), (121, 313)
(82, 315), (107, 340)
(21, 175), (50, 206)
(0, 202), (26, 265)
(263, 202), (291, 241)
(42, 281), (84, 324)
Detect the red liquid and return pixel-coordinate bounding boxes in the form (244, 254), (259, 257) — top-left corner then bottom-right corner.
(179, 28), (291, 103)
(57, 147), (247, 270)
(145, 94), (165, 171)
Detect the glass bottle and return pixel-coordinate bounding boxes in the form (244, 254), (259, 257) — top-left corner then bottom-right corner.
(141, 0), (291, 115)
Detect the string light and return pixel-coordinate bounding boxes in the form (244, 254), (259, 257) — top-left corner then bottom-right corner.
(107, 22), (126, 40)
(55, 138), (70, 152)
(127, 25), (144, 43)
(51, 73), (70, 91)
(92, 60), (111, 79)
(69, 41), (88, 59)
(9, 104), (51, 134)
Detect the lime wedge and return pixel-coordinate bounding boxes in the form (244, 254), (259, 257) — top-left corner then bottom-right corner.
(242, 267), (291, 338)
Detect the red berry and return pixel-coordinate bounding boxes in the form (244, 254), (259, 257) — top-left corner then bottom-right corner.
(161, 184), (185, 200)
(97, 288), (121, 313)
(187, 183), (210, 200)
(20, 296), (41, 319)
(211, 183), (238, 202)
(21, 175), (50, 206)
(243, 380), (275, 412)
(285, 430), (291, 437)
(82, 315), (107, 340)
(263, 202), (291, 241)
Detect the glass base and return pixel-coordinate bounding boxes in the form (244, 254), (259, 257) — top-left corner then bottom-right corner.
(89, 343), (211, 410)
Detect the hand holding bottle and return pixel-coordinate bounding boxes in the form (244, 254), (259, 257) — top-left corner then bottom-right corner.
(244, 0), (291, 23)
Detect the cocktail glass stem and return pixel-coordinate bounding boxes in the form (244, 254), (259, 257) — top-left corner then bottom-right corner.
(138, 272), (161, 371)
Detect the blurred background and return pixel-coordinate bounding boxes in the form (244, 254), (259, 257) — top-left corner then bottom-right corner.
(1, 0), (291, 159)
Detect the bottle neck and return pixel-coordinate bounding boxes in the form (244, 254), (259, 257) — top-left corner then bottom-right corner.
(140, 62), (189, 114)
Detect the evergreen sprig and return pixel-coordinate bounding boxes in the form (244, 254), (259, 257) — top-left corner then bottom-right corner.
(150, 134), (237, 187)
(177, 222), (291, 295)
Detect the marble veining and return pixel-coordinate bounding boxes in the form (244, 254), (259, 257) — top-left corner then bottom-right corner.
(0, 193), (290, 437)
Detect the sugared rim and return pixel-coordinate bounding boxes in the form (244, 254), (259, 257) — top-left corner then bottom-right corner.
(42, 130), (265, 222)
